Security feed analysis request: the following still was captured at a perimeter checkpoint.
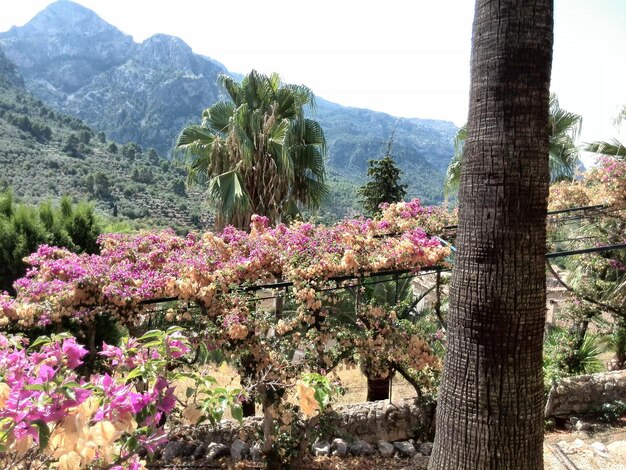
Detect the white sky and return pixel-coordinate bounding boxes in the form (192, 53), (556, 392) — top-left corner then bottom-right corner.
(1, 0), (625, 161)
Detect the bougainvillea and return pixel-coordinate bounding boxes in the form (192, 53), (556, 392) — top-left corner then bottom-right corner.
(546, 155), (626, 373)
(2, 198), (451, 330)
(0, 328), (242, 469)
(548, 156), (626, 211)
(0, 199), (453, 465)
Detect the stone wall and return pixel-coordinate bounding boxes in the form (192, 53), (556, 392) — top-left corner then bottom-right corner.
(194, 398), (433, 445)
(547, 370), (626, 417)
(325, 398), (434, 443)
(169, 370), (625, 457)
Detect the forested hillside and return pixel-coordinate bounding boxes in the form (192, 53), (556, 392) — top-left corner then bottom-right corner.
(0, 0), (457, 211)
(0, 48), (209, 232)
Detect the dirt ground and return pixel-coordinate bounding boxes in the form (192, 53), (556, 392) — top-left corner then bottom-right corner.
(298, 422), (626, 470)
(544, 424), (626, 470)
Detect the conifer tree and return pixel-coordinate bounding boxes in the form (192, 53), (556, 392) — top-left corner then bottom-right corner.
(357, 136), (407, 216)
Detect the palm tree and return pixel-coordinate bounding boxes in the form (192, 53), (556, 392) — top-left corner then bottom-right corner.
(430, 0), (552, 468)
(585, 105), (626, 160)
(443, 124), (466, 198)
(176, 71), (327, 230)
(548, 94), (584, 180)
(444, 94), (582, 197)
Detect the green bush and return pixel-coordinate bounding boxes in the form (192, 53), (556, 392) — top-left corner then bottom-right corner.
(593, 400), (626, 423)
(543, 326), (604, 386)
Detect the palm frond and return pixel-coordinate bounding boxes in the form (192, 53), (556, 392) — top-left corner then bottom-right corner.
(175, 125), (215, 151)
(219, 74), (242, 104)
(207, 170), (250, 220)
(613, 104), (626, 128)
(443, 124), (466, 198)
(205, 101), (235, 133)
(585, 139), (626, 160)
(548, 94), (582, 181)
(444, 149), (463, 198)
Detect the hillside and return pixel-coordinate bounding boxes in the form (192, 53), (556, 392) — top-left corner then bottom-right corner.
(0, 0), (457, 209)
(0, 48), (210, 232)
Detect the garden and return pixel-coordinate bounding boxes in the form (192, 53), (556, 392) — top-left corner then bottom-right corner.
(0, 155), (624, 469)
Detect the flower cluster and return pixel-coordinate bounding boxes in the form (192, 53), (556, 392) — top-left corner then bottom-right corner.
(548, 156), (626, 211)
(3, 199), (451, 329)
(0, 328), (231, 469)
(548, 181), (590, 212)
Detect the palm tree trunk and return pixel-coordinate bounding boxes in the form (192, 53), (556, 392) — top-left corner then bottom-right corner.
(429, 1), (553, 469)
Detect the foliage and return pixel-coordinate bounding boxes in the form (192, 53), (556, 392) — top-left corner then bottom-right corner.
(585, 104), (626, 160)
(0, 78), (209, 231)
(445, 93), (583, 196)
(547, 93), (583, 182)
(358, 154), (407, 216)
(176, 70), (327, 229)
(593, 400), (626, 423)
(443, 124), (466, 198)
(0, 327), (241, 469)
(0, 190), (101, 294)
(543, 327), (604, 385)
(547, 155), (625, 374)
(179, 372), (243, 428)
(296, 373), (337, 417)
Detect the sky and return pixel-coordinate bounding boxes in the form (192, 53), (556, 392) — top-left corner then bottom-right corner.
(1, 0), (625, 162)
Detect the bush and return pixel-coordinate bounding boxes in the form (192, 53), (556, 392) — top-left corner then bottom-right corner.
(543, 327), (604, 386)
(594, 400), (626, 423)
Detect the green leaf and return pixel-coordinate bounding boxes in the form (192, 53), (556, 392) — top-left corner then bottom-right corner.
(204, 376), (218, 385)
(24, 383), (46, 391)
(165, 325), (185, 335)
(231, 404), (243, 423)
(28, 336), (52, 350)
(125, 368), (144, 381)
(63, 387), (77, 401)
(138, 330), (163, 341)
(32, 420), (50, 450)
(186, 387), (195, 399)
(125, 435), (139, 452)
(197, 342), (209, 365)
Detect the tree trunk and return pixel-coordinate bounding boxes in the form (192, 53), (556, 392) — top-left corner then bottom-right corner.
(429, 1), (553, 469)
(366, 376), (390, 402)
(241, 398), (256, 417)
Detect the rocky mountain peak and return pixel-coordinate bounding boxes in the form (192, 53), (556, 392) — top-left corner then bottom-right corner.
(135, 34), (196, 69)
(7, 1), (119, 37)
(0, 1), (135, 94)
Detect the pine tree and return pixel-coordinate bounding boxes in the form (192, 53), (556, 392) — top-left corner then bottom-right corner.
(358, 153), (407, 216)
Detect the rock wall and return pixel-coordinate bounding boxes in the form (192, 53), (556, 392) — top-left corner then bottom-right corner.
(547, 370), (626, 417)
(326, 398), (434, 443)
(170, 371), (626, 458)
(192, 398), (433, 446)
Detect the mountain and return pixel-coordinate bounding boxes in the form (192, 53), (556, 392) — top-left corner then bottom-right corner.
(0, 0), (457, 212)
(315, 98), (457, 206)
(0, 48), (210, 232)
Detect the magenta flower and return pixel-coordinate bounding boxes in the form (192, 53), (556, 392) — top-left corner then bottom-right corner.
(38, 364), (55, 381)
(62, 338), (89, 369)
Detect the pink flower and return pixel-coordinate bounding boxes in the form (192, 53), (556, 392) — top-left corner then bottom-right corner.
(62, 338), (89, 369)
(38, 364), (55, 381)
